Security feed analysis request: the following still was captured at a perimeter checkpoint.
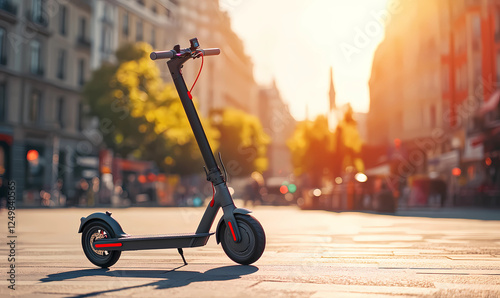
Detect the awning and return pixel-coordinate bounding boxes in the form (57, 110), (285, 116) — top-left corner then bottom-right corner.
(365, 164), (390, 176)
(479, 90), (500, 115)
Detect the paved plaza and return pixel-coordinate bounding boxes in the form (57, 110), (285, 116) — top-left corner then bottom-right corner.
(1, 205), (499, 297)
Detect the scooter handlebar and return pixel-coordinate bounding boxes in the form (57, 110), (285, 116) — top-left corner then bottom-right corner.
(200, 48), (221, 56)
(150, 48), (221, 60)
(150, 50), (176, 60)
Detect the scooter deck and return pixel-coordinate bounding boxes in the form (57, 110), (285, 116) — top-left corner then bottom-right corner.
(93, 232), (214, 251)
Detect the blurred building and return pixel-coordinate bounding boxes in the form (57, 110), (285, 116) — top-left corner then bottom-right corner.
(353, 112), (368, 143)
(368, 0), (500, 205)
(90, 0), (259, 116)
(0, 0), (93, 205)
(178, 0), (259, 116)
(0, 0), (181, 205)
(0, 0), (273, 205)
(91, 0), (180, 76)
(258, 80), (295, 178)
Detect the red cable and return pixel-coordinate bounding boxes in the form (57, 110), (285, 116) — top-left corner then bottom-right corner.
(187, 52), (204, 100)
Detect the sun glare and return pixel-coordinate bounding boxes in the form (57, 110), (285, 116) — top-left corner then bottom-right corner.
(224, 0), (390, 120)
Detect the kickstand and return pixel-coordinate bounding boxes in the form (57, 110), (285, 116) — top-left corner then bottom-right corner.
(177, 248), (188, 265)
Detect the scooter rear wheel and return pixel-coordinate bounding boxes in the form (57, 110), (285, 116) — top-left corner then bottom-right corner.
(81, 221), (121, 268)
(220, 214), (266, 265)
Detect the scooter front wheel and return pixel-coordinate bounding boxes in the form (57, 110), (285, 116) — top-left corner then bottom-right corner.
(220, 214), (266, 265)
(81, 221), (121, 268)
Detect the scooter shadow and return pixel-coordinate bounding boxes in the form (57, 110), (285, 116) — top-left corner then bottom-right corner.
(40, 264), (259, 297)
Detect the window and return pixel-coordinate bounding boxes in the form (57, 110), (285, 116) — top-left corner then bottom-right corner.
(29, 90), (41, 123)
(122, 12), (129, 36)
(79, 17), (86, 39)
(496, 7), (500, 39)
(0, 27), (5, 65)
(30, 40), (42, 75)
(0, 83), (6, 122)
(78, 58), (85, 86)
(32, 0), (42, 22)
(101, 27), (112, 53)
(430, 105), (436, 128)
(497, 51), (500, 83)
(78, 102), (84, 131)
(57, 49), (65, 80)
(136, 20), (143, 41)
(57, 97), (64, 128)
(442, 65), (449, 93)
(0, 0), (17, 15)
(151, 28), (156, 48)
(103, 3), (109, 22)
(472, 15), (481, 51)
(462, 64), (468, 91)
(59, 5), (67, 35)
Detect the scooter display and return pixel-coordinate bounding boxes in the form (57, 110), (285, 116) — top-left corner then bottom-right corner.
(79, 38), (266, 268)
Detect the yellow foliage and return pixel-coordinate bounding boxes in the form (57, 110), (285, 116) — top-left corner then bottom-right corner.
(84, 42), (220, 174)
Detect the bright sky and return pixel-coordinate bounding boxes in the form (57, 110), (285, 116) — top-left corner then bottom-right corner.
(220, 0), (391, 121)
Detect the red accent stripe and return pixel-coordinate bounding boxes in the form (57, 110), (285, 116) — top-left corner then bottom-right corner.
(95, 243), (122, 248)
(227, 221), (237, 242)
(210, 184), (215, 207)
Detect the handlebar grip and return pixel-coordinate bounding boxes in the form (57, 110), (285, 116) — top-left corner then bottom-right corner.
(200, 48), (221, 56)
(150, 50), (175, 60)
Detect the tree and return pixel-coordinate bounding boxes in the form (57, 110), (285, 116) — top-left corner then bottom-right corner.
(83, 42), (218, 175)
(337, 104), (364, 174)
(211, 108), (270, 177)
(287, 115), (334, 187)
(287, 105), (364, 187)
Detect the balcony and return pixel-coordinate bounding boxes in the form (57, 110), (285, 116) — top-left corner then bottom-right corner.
(26, 11), (48, 27)
(101, 16), (114, 26)
(25, 11), (51, 36)
(31, 65), (44, 77)
(77, 36), (91, 48)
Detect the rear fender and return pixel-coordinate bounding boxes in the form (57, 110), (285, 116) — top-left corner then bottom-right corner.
(78, 212), (128, 237)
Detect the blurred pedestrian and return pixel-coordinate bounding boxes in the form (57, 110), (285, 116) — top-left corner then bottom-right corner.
(376, 183), (395, 213)
(244, 172), (263, 207)
(52, 179), (66, 207)
(75, 179), (89, 206)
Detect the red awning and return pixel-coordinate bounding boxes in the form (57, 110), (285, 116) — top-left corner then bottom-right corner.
(479, 90), (500, 115)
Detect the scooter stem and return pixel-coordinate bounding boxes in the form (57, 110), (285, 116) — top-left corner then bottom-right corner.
(168, 57), (222, 184)
(167, 56), (242, 242)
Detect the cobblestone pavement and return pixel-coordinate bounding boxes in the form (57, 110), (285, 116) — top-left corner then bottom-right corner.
(1, 205), (499, 297)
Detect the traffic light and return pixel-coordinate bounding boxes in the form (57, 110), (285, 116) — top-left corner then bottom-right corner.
(27, 149), (39, 161)
(280, 181), (297, 194)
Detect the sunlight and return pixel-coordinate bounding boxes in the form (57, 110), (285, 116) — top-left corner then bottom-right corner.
(224, 0), (390, 120)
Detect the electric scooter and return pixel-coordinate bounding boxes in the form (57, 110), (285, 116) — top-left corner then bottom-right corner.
(78, 38), (266, 268)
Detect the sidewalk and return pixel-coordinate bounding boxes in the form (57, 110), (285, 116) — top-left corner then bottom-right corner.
(395, 206), (500, 221)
